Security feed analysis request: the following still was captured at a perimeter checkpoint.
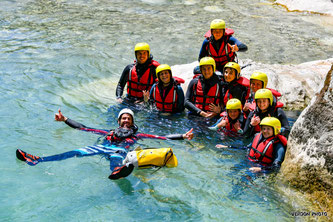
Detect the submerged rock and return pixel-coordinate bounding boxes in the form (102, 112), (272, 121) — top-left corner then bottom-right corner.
(279, 64), (333, 218)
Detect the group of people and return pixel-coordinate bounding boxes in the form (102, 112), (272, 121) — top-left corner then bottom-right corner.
(16, 19), (290, 178)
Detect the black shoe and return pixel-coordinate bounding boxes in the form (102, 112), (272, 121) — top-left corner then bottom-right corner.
(16, 149), (40, 166)
(108, 164), (134, 180)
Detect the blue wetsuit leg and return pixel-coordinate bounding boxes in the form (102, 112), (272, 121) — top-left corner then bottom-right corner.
(39, 145), (128, 171)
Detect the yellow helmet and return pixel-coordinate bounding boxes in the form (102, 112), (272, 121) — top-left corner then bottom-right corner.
(134, 42), (150, 56)
(250, 72), (268, 88)
(199, 57), (216, 72)
(226, 98), (242, 110)
(210, 19), (226, 30)
(260, 117), (281, 135)
(224, 62), (241, 78)
(156, 64), (172, 76)
(255, 89), (273, 106)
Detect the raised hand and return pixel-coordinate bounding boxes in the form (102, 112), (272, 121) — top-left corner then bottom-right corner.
(200, 111), (217, 118)
(209, 103), (221, 114)
(55, 109), (67, 122)
(250, 115), (260, 126)
(143, 90), (150, 103)
(227, 43), (239, 52)
(183, 128), (194, 140)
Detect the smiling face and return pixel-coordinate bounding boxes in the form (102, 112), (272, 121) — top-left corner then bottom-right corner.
(135, 50), (149, 64)
(256, 98), (270, 112)
(227, 109), (240, 120)
(250, 79), (263, 93)
(261, 125), (274, 138)
(201, 65), (214, 79)
(118, 113), (133, 129)
(224, 68), (236, 83)
(211, 29), (224, 40)
(158, 70), (171, 84)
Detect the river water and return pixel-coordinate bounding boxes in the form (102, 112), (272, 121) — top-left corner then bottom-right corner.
(1, 0), (332, 221)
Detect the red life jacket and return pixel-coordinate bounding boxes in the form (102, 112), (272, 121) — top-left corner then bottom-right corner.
(106, 131), (136, 146)
(204, 28), (235, 39)
(221, 114), (241, 132)
(152, 78), (184, 113)
(246, 88), (281, 112)
(248, 133), (287, 165)
(193, 78), (220, 112)
(206, 29), (236, 68)
(252, 101), (285, 133)
(127, 60), (160, 99)
(223, 77), (250, 105)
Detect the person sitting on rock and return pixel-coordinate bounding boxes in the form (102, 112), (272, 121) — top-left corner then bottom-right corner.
(185, 57), (223, 118)
(243, 71), (281, 115)
(143, 64), (185, 113)
(222, 62), (250, 107)
(247, 117), (287, 173)
(198, 19), (247, 73)
(243, 89), (290, 138)
(208, 98), (246, 134)
(116, 42), (160, 104)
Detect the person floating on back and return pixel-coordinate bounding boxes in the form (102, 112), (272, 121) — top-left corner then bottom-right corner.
(16, 108), (193, 180)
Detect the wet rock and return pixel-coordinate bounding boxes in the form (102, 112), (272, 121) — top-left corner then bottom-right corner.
(172, 58), (333, 110)
(280, 64), (333, 217)
(276, 0), (333, 16)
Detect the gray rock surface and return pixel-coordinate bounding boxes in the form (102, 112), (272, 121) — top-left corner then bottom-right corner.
(276, 0), (333, 16)
(280, 64), (333, 216)
(172, 58), (333, 110)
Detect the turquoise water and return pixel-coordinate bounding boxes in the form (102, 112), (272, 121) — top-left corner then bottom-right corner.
(1, 0), (332, 221)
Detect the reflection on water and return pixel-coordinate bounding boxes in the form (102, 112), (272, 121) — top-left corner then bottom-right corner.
(0, 0), (328, 221)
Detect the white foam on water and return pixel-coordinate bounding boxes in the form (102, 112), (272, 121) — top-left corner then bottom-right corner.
(203, 6), (225, 13)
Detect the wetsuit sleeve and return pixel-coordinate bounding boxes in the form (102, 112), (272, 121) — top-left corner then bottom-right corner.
(165, 134), (184, 140)
(185, 79), (202, 115)
(147, 84), (157, 107)
(272, 142), (286, 168)
(229, 36), (248, 52)
(277, 108), (291, 138)
(175, 85), (185, 113)
(243, 111), (255, 138)
(65, 118), (109, 135)
(116, 64), (132, 99)
(198, 39), (209, 61)
(136, 133), (184, 140)
(136, 133), (167, 140)
(230, 85), (248, 105)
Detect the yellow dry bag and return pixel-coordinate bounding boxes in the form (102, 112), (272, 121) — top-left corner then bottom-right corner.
(123, 148), (178, 169)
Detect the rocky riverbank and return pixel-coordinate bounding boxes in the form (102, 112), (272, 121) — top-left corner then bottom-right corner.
(276, 0), (333, 16)
(278, 64), (333, 220)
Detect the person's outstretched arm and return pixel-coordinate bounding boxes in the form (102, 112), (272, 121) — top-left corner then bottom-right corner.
(137, 128), (194, 140)
(116, 64), (132, 103)
(55, 109), (109, 135)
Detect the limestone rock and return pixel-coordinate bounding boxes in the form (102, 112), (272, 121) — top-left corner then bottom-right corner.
(172, 58), (333, 110)
(276, 0), (333, 16)
(280, 64), (333, 216)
